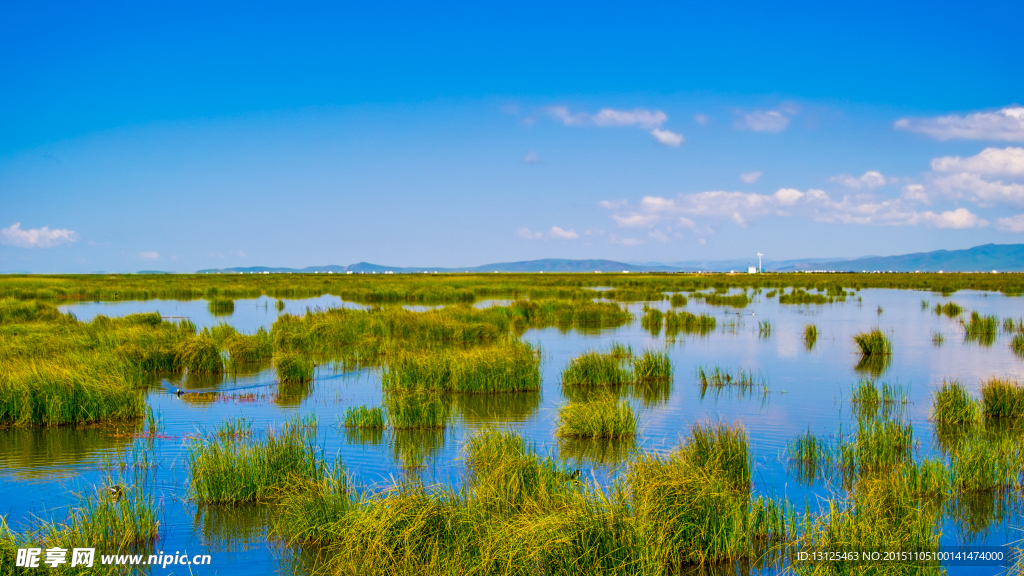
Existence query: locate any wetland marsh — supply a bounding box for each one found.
[2,272,1024,575]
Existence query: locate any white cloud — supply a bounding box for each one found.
[927,172,1024,205]
[740,171,762,184]
[916,208,987,229]
[600,188,988,230]
[894,106,1024,141]
[518,226,579,240]
[592,108,667,129]
[648,230,669,242]
[650,128,684,147]
[140,251,160,260]
[0,222,79,248]
[830,171,888,190]
[611,237,644,246]
[901,184,931,204]
[546,106,682,146]
[931,147,1024,176]
[598,199,627,210]
[996,214,1024,232]
[549,226,579,239]
[523,151,540,164]
[736,110,790,133]
[611,213,661,228]
[547,106,668,129]
[694,114,710,126]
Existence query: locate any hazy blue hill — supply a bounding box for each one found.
[773,244,1024,272]
[193,244,1024,275]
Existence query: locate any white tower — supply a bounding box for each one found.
[757,253,763,273]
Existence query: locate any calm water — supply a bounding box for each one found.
[3,290,1022,574]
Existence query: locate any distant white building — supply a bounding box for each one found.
[748,266,758,274]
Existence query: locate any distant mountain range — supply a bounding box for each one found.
[192,243,1024,275]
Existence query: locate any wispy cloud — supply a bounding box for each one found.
[139,251,160,260]
[830,170,888,190]
[740,171,762,184]
[930,147,1024,176]
[545,106,683,147]
[523,151,540,164]
[599,189,989,230]
[517,226,579,240]
[735,107,797,133]
[894,106,1024,141]
[651,128,684,147]
[0,222,79,248]
[693,114,710,126]
[996,214,1024,232]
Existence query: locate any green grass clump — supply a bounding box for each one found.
[384,393,452,429]
[962,311,998,345]
[695,366,767,397]
[383,341,540,393]
[934,301,962,317]
[778,288,838,305]
[640,305,664,335]
[757,320,772,337]
[950,434,1021,492]
[275,353,315,383]
[174,335,225,373]
[627,422,775,567]
[838,418,914,478]
[342,405,385,429]
[555,396,637,438]
[664,310,716,335]
[980,378,1024,419]
[789,430,826,482]
[631,350,672,384]
[932,381,981,425]
[853,328,891,356]
[561,348,633,387]
[465,427,576,509]
[225,328,274,366]
[702,292,749,307]
[188,415,325,503]
[669,293,687,307]
[208,298,235,315]
[1011,333,1024,358]
[803,324,818,349]
[849,380,907,419]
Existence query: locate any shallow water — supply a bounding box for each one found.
[3,289,1022,574]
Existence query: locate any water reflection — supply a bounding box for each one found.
[389,428,445,469]
[194,504,271,552]
[853,354,892,379]
[0,425,136,479]
[558,436,638,468]
[454,391,542,423]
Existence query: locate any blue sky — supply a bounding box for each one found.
[2,0,1024,272]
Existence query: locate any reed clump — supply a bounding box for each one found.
[383,341,540,393]
[342,406,385,429]
[640,305,664,335]
[849,380,908,420]
[208,298,235,315]
[555,396,637,438]
[561,348,634,388]
[174,335,225,374]
[980,378,1024,419]
[664,310,716,336]
[695,366,767,397]
[188,415,325,503]
[962,311,998,345]
[701,292,749,307]
[934,301,962,317]
[932,381,981,425]
[275,353,315,383]
[803,324,818,349]
[670,293,687,307]
[632,350,672,384]
[384,393,452,429]
[853,328,891,356]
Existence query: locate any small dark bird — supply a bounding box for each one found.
[107,485,123,500]
[175,388,183,397]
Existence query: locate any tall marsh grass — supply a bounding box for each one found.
[962,311,998,345]
[932,381,981,424]
[383,341,540,393]
[188,415,325,503]
[555,396,637,438]
[275,353,315,383]
[342,406,385,429]
[853,328,891,356]
[980,378,1024,419]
